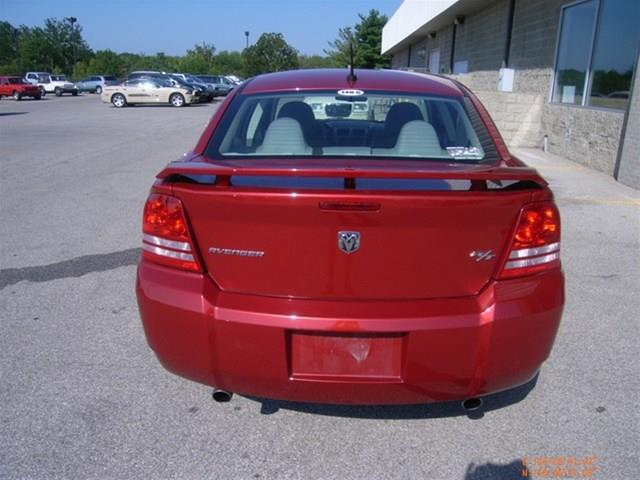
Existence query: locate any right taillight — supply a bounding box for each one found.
[498,202,561,279]
[141,193,201,272]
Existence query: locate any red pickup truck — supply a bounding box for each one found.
[0,76,42,100]
[136,69,564,408]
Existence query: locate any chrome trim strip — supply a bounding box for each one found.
[509,242,560,259]
[143,234,191,252]
[505,252,559,269]
[142,243,194,262]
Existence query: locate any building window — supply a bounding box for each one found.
[416,46,427,66]
[552,0,640,110]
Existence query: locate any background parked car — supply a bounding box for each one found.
[127,71,212,102]
[75,75,119,94]
[225,75,244,85]
[0,76,42,100]
[102,77,198,108]
[168,73,215,102]
[24,72,78,96]
[195,75,234,96]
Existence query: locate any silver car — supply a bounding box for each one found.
[75,75,119,94]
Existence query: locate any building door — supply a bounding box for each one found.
[428,49,441,74]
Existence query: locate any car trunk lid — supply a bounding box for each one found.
[161,157,544,300]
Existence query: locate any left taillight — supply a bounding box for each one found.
[498,202,561,279]
[141,193,201,272]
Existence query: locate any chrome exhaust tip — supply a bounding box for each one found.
[212,389,233,403]
[461,397,483,411]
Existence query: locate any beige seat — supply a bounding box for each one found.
[373,120,447,157]
[257,117,311,155]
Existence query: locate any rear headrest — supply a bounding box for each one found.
[385,103,424,132]
[278,101,315,125]
[257,117,311,155]
[392,120,446,157]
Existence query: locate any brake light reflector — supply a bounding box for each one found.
[499,203,561,278]
[141,194,201,272]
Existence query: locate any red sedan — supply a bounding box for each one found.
[0,76,42,100]
[136,69,564,407]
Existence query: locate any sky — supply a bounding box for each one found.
[1,0,403,56]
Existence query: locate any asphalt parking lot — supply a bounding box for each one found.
[1,94,638,480]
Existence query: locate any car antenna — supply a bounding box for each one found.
[347,43,357,83]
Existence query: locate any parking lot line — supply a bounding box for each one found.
[559,197,640,206]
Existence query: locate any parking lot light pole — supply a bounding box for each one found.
[244,31,249,49]
[66,17,77,74]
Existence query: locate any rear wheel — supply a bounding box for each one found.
[170,93,185,107]
[55,87,62,97]
[34,93,42,100]
[39,87,46,97]
[95,85,102,94]
[72,90,78,96]
[13,91,22,101]
[111,93,127,108]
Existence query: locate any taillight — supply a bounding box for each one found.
[498,202,561,279]
[141,193,201,272]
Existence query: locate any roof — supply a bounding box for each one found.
[241,69,463,96]
[382,0,493,55]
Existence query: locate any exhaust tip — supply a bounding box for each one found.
[212,389,233,403]
[461,397,483,411]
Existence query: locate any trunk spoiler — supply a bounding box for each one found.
[157,159,548,188]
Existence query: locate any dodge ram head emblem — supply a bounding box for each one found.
[338,231,360,254]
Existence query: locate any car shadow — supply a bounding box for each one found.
[245,374,538,420]
[0,112,29,116]
[465,459,527,479]
[0,247,140,289]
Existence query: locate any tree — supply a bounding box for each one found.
[178,42,216,73]
[298,54,335,70]
[211,50,243,75]
[354,10,391,69]
[16,26,55,72]
[41,18,92,72]
[326,10,391,69]
[73,49,123,78]
[324,26,355,67]
[242,33,299,76]
[0,21,19,68]
[6,18,92,75]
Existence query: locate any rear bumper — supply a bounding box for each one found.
[136,261,564,404]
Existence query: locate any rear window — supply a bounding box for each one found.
[206,90,495,163]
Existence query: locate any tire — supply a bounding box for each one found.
[169,93,185,107]
[13,91,22,101]
[72,90,78,96]
[39,87,46,97]
[95,86,102,95]
[34,93,42,100]
[55,87,62,97]
[111,93,127,108]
